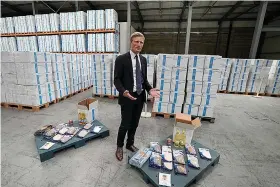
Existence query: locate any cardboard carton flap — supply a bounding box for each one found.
[175,113,192,124]
[191,117,201,129]
[78,98,97,110]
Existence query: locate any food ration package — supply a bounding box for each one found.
[149,152,162,169]
[185,143,196,155]
[84,123,93,130]
[150,142,161,153]
[34,125,53,136]
[162,162,173,171]
[59,127,69,135]
[78,129,89,138]
[159,173,171,187]
[54,123,67,131]
[129,148,152,168]
[174,163,188,175]
[60,135,73,143]
[173,150,185,165]
[40,142,55,150]
[67,127,76,135]
[162,146,172,153]
[187,154,200,169]
[162,152,172,162]
[53,134,63,141]
[198,148,212,160]
[92,126,102,133]
[44,128,57,138]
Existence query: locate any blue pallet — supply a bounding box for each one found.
[35,120,110,162]
[129,135,220,187]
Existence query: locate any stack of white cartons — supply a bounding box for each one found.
[4,17,15,33]
[111,54,119,96]
[16,36,38,51]
[61,34,86,52]
[68,54,82,93]
[76,11,86,30]
[100,54,112,95]
[227,59,243,92]
[25,15,36,33]
[13,16,27,33]
[266,60,280,94]
[91,54,103,95]
[38,35,60,52]
[235,59,251,92]
[1,52,55,106]
[49,13,60,31]
[1,18,8,33]
[80,54,91,89]
[1,37,17,51]
[105,33,119,52]
[87,10,96,30]
[51,53,71,99]
[247,59,273,93]
[96,10,105,29]
[60,12,77,31]
[35,14,51,32]
[96,33,105,52]
[88,34,96,52]
[218,58,232,91]
[184,55,222,118]
[142,54,156,87]
[105,9,118,29]
[153,54,188,114]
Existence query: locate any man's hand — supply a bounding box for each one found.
[149,88,160,98]
[123,90,137,100]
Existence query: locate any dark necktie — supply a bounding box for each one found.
[135,55,143,95]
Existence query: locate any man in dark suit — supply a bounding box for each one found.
[114,32,160,161]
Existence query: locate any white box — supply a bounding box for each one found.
[201,94,217,106]
[170,79,185,92]
[202,82,219,94]
[168,103,182,114]
[186,81,203,93]
[169,91,185,104]
[155,91,170,103]
[157,79,171,91]
[171,68,187,80]
[158,54,188,68]
[157,66,172,80]
[185,93,202,105]
[187,68,204,81]
[203,69,220,83]
[184,105,199,116]
[198,105,214,117]
[77,98,99,123]
[152,102,169,113]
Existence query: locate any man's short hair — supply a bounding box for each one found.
[130,32,145,42]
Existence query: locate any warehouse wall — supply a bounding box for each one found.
[142,27,254,58]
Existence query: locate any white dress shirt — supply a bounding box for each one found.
[130,50,142,92]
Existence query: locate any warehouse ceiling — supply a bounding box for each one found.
[1,1,280,28]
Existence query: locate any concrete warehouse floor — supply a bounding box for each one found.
[1,89,280,187]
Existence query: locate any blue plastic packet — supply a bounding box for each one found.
[187,154,200,169]
[162,162,173,171]
[173,150,185,165]
[149,152,162,169]
[150,142,162,153]
[198,148,212,160]
[185,143,196,155]
[174,163,188,175]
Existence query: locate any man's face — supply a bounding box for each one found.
[131,36,144,54]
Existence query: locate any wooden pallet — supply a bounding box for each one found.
[35,120,110,162]
[1,100,56,112]
[151,112,175,119]
[217,90,227,93]
[92,94,116,99]
[265,93,280,97]
[193,116,216,123]
[81,85,93,92]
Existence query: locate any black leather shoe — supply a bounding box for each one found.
[116,147,123,161]
[126,145,139,152]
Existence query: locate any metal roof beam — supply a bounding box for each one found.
[219,1,243,24]
[130,18,255,23]
[85,1,97,9]
[132,1,144,30]
[231,3,259,20]
[179,1,188,23]
[1,1,30,15]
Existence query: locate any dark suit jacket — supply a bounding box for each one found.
[114,52,152,105]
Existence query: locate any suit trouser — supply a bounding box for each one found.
[117,91,144,147]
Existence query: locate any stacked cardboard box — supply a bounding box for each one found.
[96,33,105,52]
[105,33,119,52]
[51,53,71,99]
[80,54,91,89]
[1,52,55,106]
[88,34,96,52]
[218,58,232,91]
[96,10,105,29]
[60,12,77,31]
[68,54,82,93]
[112,54,119,97]
[38,35,60,52]
[91,54,103,95]
[87,10,96,30]
[236,59,251,92]
[76,11,86,30]
[247,59,273,93]
[13,16,35,33]
[35,13,60,32]
[100,54,112,95]
[105,9,118,29]
[153,54,188,114]
[1,18,8,33]
[1,37,17,51]
[184,55,222,118]
[61,34,86,52]
[4,17,15,33]
[266,60,280,94]
[16,36,38,51]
